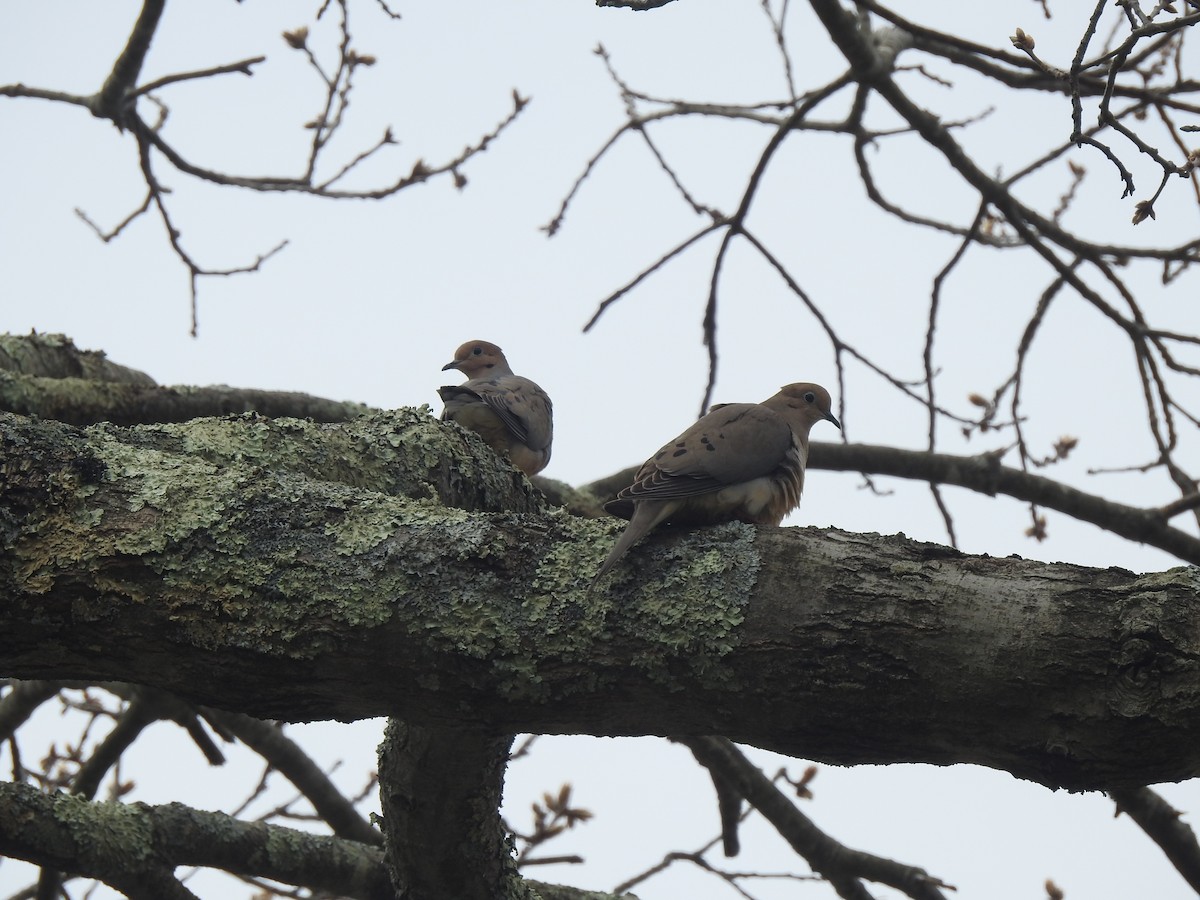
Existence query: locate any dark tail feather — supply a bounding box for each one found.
[589,501,675,592]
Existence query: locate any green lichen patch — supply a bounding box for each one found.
[146,407,544,515]
[15,505,105,594]
[54,792,153,864]
[150,473,523,656]
[386,512,760,701]
[327,494,450,556]
[94,437,228,555]
[614,522,758,680]
[889,561,927,578]
[530,509,618,603]
[6,406,756,706]
[175,413,278,465]
[0,331,155,384]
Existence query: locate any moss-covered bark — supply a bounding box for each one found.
[0,779,392,900]
[3,410,1200,790]
[0,332,370,425]
[378,722,532,900]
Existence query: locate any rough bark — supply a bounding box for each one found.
[0,332,158,385]
[0,780,393,900]
[378,721,527,899]
[2,410,1199,791]
[0,774,634,900]
[0,332,370,425]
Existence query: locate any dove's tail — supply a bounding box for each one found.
[590,500,678,592]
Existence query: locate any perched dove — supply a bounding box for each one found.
[594,382,839,584]
[438,340,553,477]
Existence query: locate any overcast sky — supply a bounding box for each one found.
[3,2,1199,898]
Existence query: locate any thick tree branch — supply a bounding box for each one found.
[0,370,371,426]
[35,689,163,900]
[0,780,391,900]
[378,721,522,899]
[819,442,1200,564]
[0,744,627,900]
[0,332,157,385]
[2,411,1200,790]
[0,333,372,424]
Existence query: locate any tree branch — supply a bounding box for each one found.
[204,710,382,847]
[0,332,156,385]
[679,737,952,900]
[132,56,265,98]
[0,369,371,426]
[3,411,1200,790]
[0,681,60,745]
[0,781,391,900]
[1109,786,1200,893]
[589,439,1200,566]
[378,721,519,899]
[93,0,166,124]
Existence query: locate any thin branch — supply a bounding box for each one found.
[587,436,1200,566]
[202,710,382,846]
[1155,492,1200,520]
[130,87,529,198]
[923,202,989,546]
[738,228,978,426]
[613,772,819,897]
[582,223,726,332]
[811,441,1200,565]
[74,191,154,243]
[132,56,265,97]
[0,682,60,746]
[1109,787,1200,893]
[678,737,952,900]
[0,84,93,108]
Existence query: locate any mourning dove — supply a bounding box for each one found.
[438,340,553,477]
[594,382,839,584]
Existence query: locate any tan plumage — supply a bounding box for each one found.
[438,340,553,477]
[594,382,839,585]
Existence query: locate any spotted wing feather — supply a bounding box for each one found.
[617,404,791,503]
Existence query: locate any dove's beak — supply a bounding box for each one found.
[825,411,841,429]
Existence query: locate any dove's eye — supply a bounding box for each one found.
[472,346,483,356]
[804,391,816,404]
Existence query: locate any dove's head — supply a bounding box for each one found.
[442,340,513,379]
[769,383,841,435]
